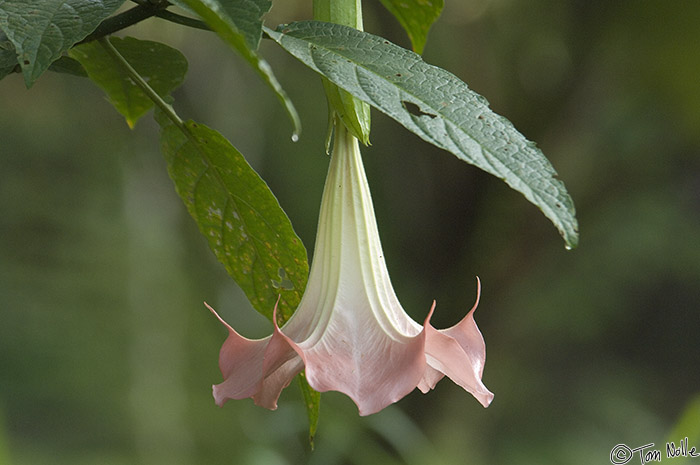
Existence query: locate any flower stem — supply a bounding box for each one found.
[97,37,184,129]
[313,0,370,144]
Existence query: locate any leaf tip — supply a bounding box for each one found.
[564,227,580,250]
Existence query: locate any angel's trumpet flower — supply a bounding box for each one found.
[208,127,493,415]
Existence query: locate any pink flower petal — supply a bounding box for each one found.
[421,282,494,407]
[277,300,427,416]
[207,303,302,410]
[251,315,305,409]
[417,364,444,394]
[439,281,488,379]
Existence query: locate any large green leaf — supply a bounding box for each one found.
[267,21,579,248]
[179,0,300,138]
[0,0,125,87]
[159,115,317,442]
[69,37,187,128]
[2,31,88,80]
[377,0,443,54]
[158,118,309,322]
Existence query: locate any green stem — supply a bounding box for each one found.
[80,1,209,45]
[313,0,370,144]
[97,37,184,129]
[80,4,164,44]
[155,10,211,31]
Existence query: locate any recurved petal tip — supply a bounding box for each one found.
[422,295,493,407]
[208,301,303,411]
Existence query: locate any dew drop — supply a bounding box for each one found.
[291,133,299,142]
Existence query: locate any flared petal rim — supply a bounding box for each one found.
[208,303,303,410]
[275,300,427,416]
[420,280,494,407]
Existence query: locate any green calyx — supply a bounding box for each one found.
[314,0,371,145]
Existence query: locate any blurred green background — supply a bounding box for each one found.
[2,0,699,464]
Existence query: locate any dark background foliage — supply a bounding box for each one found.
[1,0,699,463]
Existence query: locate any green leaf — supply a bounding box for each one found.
[69,37,187,128]
[157,113,318,445]
[0,0,125,87]
[215,0,271,51]
[0,30,17,79]
[298,373,320,449]
[169,0,271,50]
[179,0,301,138]
[377,0,443,54]
[267,21,579,248]
[158,118,309,323]
[48,56,87,77]
[2,32,88,80]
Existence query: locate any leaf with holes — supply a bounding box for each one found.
[378,0,443,54]
[267,21,579,248]
[70,37,187,128]
[158,117,309,322]
[0,0,125,87]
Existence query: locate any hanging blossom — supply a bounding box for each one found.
[207,126,493,415]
